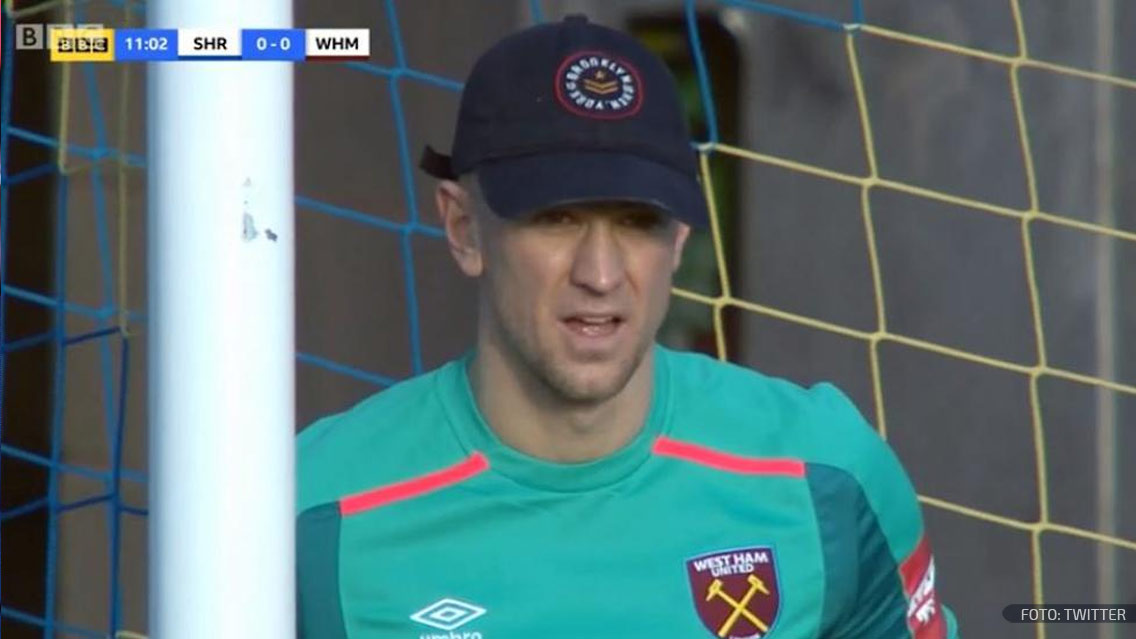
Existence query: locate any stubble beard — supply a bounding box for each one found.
[535,338,647,405]
[492,305,652,406]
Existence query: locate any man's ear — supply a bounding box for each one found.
[435,179,484,277]
[671,222,691,272]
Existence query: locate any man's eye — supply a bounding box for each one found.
[620,211,667,230]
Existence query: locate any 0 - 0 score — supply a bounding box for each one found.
[257,36,291,50]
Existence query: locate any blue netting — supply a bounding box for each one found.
[0,1,867,635]
[2,5,143,637]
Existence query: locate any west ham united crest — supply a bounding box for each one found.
[555,51,642,119]
[686,546,781,639]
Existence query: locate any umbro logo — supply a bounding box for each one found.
[411,598,486,638]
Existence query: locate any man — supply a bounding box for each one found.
[298,15,959,639]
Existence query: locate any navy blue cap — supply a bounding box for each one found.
[420,15,709,228]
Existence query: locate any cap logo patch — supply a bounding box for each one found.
[555,50,643,119]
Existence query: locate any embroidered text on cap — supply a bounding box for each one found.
[555,50,643,119]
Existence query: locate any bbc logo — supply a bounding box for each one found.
[16,23,106,50]
[56,36,110,53]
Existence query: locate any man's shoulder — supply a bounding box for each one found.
[664,347,923,546]
[663,347,888,473]
[296,360,467,512]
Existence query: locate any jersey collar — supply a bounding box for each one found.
[436,344,674,492]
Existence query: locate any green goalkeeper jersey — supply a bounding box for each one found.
[297,345,960,639]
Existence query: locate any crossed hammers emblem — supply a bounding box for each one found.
[705,574,771,637]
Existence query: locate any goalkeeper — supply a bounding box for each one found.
[298,14,959,639]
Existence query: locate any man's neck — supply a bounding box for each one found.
[468,340,655,463]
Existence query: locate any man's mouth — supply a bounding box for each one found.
[562,314,624,338]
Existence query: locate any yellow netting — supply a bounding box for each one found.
[7,0,1132,637]
[682,4,1135,638]
[7,0,138,341]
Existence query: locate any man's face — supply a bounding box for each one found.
[466,185,690,404]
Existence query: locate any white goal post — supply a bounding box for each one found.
[147,0,295,636]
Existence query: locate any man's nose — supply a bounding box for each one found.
[569,220,626,295]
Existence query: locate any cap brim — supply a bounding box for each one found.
[475,151,709,229]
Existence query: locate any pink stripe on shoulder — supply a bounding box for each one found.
[652,435,805,478]
[339,452,490,516]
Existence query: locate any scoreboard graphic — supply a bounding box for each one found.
[16,25,369,62]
